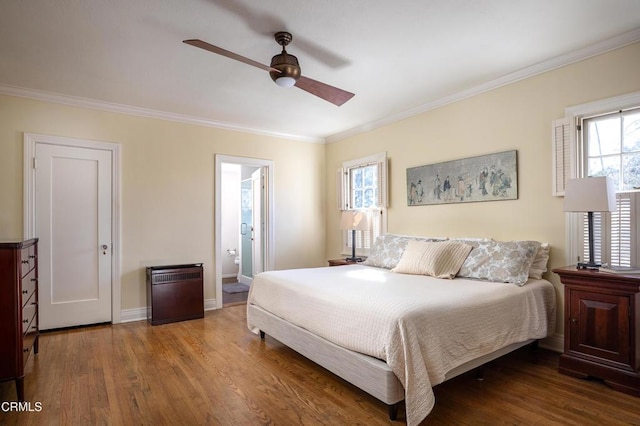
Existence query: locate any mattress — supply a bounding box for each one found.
[247,264,556,425]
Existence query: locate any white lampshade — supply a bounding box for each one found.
[340,210,370,231]
[564,176,616,213]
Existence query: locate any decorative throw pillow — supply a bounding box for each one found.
[457,240,541,286]
[528,243,550,280]
[363,233,445,269]
[391,240,473,279]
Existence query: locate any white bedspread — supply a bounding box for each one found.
[247,264,556,426]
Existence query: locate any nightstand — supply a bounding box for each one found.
[328,258,361,267]
[553,266,640,396]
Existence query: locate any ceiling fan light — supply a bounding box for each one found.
[270,52,300,88]
[274,76,297,88]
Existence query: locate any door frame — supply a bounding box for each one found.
[23,133,122,323]
[214,154,274,309]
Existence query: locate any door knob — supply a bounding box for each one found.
[101,244,108,255]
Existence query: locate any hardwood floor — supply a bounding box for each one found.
[1,305,638,425]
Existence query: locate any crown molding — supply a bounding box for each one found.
[0,84,325,144]
[326,27,640,143]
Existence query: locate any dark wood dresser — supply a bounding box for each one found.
[0,238,39,401]
[146,263,204,325]
[553,265,640,396]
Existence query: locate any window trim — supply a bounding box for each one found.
[556,91,640,266]
[339,152,388,257]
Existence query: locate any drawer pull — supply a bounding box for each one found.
[31,302,37,305]
[31,278,37,282]
[31,326,37,329]
[23,348,29,353]
[29,255,36,259]
[22,290,28,294]
[23,319,29,323]
[21,260,29,264]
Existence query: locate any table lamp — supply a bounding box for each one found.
[340,210,370,262]
[563,176,616,269]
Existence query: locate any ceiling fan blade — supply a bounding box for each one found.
[295,76,355,106]
[183,39,279,73]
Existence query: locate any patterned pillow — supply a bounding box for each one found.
[457,240,541,286]
[391,241,473,279]
[363,233,445,269]
[528,243,550,280]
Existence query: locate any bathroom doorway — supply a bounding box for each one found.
[214,155,274,309]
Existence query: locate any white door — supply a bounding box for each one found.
[35,143,112,329]
[251,168,264,275]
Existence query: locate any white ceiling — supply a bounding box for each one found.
[1,0,639,142]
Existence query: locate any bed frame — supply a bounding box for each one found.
[248,304,536,420]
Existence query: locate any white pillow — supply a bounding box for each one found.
[528,243,550,279]
[363,233,446,269]
[391,241,473,279]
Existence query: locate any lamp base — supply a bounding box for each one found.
[577,261,601,270]
[345,257,363,262]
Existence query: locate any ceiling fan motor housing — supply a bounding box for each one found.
[269,52,301,87]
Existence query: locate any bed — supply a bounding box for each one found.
[246,236,556,425]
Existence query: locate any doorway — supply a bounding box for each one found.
[23,133,122,328]
[214,155,274,309]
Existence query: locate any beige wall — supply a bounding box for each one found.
[1,41,638,331]
[326,41,640,339]
[0,96,327,310]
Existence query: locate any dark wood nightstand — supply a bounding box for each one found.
[328,258,361,267]
[553,265,640,396]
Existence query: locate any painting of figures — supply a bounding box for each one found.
[406,150,518,206]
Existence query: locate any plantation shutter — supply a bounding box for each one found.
[582,212,603,265]
[552,118,573,196]
[336,168,346,210]
[611,194,632,266]
[582,193,639,267]
[377,157,388,207]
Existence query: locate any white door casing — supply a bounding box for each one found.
[251,168,264,276]
[214,155,273,309]
[24,133,121,327]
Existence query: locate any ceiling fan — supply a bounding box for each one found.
[183,32,355,106]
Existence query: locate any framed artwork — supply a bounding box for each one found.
[406,150,518,206]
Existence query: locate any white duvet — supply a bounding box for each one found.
[247,264,556,426]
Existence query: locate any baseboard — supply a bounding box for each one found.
[539,333,564,353]
[204,298,218,311]
[119,306,147,323]
[118,298,218,323]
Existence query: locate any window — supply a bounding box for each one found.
[338,152,388,256]
[553,92,640,268]
[585,109,640,191]
[581,108,640,267]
